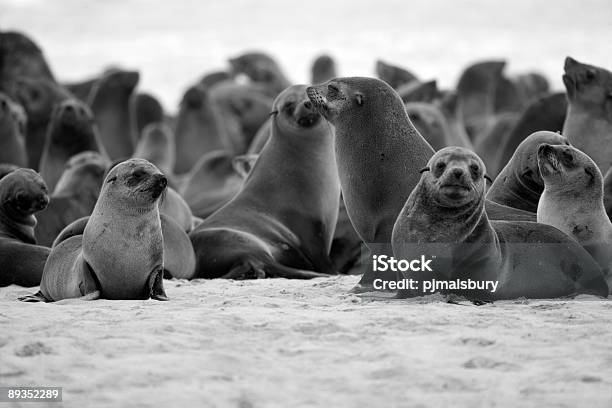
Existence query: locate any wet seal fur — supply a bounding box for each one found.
[189,85,340,279]
[537,143,612,293]
[20,159,169,301]
[0,169,50,287]
[392,147,608,300]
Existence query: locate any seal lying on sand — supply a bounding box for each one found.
[0,169,50,287]
[189,85,340,279]
[392,147,608,300]
[20,159,169,301]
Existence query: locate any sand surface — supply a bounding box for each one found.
[1,276,611,407]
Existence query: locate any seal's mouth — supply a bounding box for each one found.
[439,184,470,200]
[12,192,49,214]
[296,112,321,128]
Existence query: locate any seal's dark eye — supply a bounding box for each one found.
[284,102,295,115]
[436,162,446,172]
[470,164,480,174]
[132,169,147,180]
[562,152,574,164]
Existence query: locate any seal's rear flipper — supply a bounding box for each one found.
[148,268,169,301]
[18,291,49,302]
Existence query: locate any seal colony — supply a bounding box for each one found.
[0,29,610,301]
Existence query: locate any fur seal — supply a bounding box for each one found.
[88,68,140,160]
[0,92,28,167]
[0,168,50,287]
[307,77,538,288]
[497,92,567,170]
[0,31,55,94]
[487,131,569,212]
[159,187,194,233]
[604,168,612,220]
[375,60,417,90]
[405,102,469,150]
[131,92,164,139]
[229,52,291,97]
[35,151,108,247]
[180,150,244,219]
[20,159,169,301]
[562,57,612,174]
[397,80,442,104]
[456,60,505,140]
[200,71,232,88]
[537,143,612,292]
[39,99,106,191]
[133,123,175,175]
[189,85,340,279]
[210,81,274,155]
[13,77,72,170]
[174,84,228,174]
[473,112,520,177]
[311,54,337,85]
[392,146,608,300]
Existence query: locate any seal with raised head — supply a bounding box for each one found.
[0,31,55,93]
[20,159,169,301]
[229,52,291,97]
[0,169,50,287]
[174,84,228,174]
[562,57,612,174]
[189,85,340,279]
[487,131,569,212]
[39,99,106,191]
[0,92,28,167]
[35,151,108,247]
[537,143,612,292]
[88,68,140,160]
[391,146,608,300]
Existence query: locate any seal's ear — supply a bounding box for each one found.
[584,167,596,185]
[355,93,364,107]
[419,167,430,174]
[484,174,493,183]
[269,110,278,117]
[232,154,259,179]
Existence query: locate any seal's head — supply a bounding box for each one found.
[211,82,273,131]
[421,147,487,208]
[307,77,401,125]
[0,168,49,222]
[510,131,570,192]
[563,57,612,110]
[311,54,337,84]
[229,52,283,84]
[375,60,417,89]
[90,68,139,105]
[53,151,109,197]
[271,85,327,135]
[537,143,600,195]
[48,99,95,144]
[102,159,167,210]
[13,76,69,122]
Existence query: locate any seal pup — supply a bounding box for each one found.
[13,76,72,170]
[0,92,28,167]
[487,131,569,212]
[189,85,340,279]
[133,123,175,175]
[562,57,612,174]
[39,99,106,191]
[174,83,228,174]
[537,143,612,291]
[20,159,169,301]
[88,68,140,160]
[311,54,337,85]
[0,169,50,287]
[229,52,291,97]
[392,147,608,300]
[35,151,108,247]
[375,60,417,90]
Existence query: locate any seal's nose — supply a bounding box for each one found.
[303,100,313,110]
[538,143,552,155]
[451,168,465,180]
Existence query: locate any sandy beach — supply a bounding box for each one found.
[1,276,611,407]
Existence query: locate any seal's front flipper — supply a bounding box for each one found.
[148,268,169,301]
[18,291,49,303]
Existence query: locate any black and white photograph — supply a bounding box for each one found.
[1,0,611,406]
